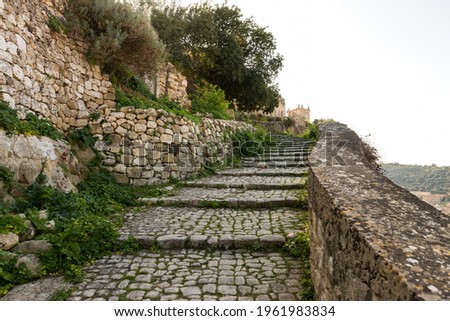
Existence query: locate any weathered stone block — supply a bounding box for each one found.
[127,167,142,179]
[0,232,19,250]
[157,235,187,249]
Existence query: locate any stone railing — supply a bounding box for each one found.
[308,122,450,300]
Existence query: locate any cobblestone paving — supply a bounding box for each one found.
[67,250,303,301]
[121,207,304,240]
[184,175,306,189]
[2,135,311,301]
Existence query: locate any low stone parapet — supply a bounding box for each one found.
[308,122,450,300]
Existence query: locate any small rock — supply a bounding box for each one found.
[16,254,42,277]
[38,210,48,220]
[14,240,52,254]
[19,220,36,242]
[0,232,19,250]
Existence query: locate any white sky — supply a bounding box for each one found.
[177,0,450,166]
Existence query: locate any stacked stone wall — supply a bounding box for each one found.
[91,106,253,185]
[0,0,115,131]
[308,122,450,300]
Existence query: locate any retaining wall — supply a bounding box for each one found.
[0,0,115,131]
[92,105,254,185]
[308,122,450,300]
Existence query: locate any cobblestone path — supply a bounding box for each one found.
[2,135,312,301]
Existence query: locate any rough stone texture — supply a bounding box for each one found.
[2,250,303,301]
[13,240,52,254]
[0,0,115,131]
[0,276,71,301]
[308,122,450,300]
[121,207,302,248]
[142,187,300,208]
[0,130,82,193]
[1,134,310,301]
[16,254,41,277]
[93,105,254,185]
[0,232,19,250]
[150,62,190,108]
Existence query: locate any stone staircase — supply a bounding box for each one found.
[3,134,313,301]
[120,134,310,250]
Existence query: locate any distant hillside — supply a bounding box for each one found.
[382,163,450,195]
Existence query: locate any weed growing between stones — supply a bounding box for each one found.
[200,200,229,209]
[47,15,66,33]
[230,127,271,159]
[283,207,314,300]
[0,165,15,194]
[50,288,73,301]
[0,100,63,140]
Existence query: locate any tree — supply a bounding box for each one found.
[151,3,283,112]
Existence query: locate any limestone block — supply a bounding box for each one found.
[127,167,142,179]
[160,134,173,144]
[0,232,19,250]
[15,254,41,277]
[14,240,52,254]
[134,123,147,133]
[115,126,128,136]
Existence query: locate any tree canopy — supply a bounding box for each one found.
[151,3,283,112]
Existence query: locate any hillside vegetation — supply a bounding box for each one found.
[382,163,450,195]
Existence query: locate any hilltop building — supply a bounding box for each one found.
[288,105,310,123]
[270,97,286,118]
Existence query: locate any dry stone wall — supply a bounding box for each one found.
[0,0,115,131]
[90,105,254,185]
[308,122,450,300]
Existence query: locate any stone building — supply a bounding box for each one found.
[288,105,310,124]
[270,97,286,118]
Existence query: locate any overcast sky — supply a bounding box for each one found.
[178,0,450,166]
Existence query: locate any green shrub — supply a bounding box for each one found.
[0,214,27,234]
[300,121,319,141]
[42,214,119,273]
[114,85,201,123]
[0,251,32,296]
[67,126,98,151]
[0,100,62,140]
[191,84,232,120]
[24,113,63,140]
[283,207,314,300]
[47,15,66,33]
[231,127,270,158]
[0,165,15,193]
[63,0,165,76]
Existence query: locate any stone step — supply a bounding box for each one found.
[141,188,301,208]
[263,150,310,155]
[120,206,304,250]
[218,167,308,177]
[241,156,309,162]
[266,143,311,147]
[184,175,306,189]
[239,161,309,168]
